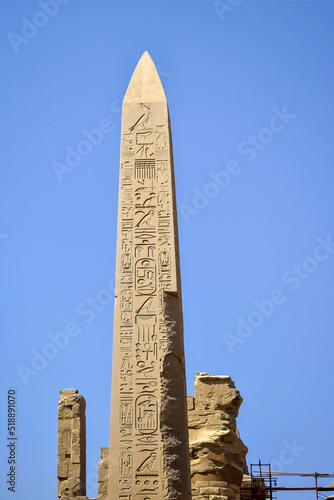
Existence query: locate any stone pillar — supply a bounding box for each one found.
[188,373,248,500]
[98,447,109,500]
[57,389,87,499]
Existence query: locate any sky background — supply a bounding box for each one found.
[1,1,333,499]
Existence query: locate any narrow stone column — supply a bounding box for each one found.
[57,389,86,499]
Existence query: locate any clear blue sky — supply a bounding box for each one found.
[1,1,333,499]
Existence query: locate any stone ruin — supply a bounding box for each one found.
[57,389,86,499]
[57,53,248,500]
[188,373,248,500]
[57,373,248,500]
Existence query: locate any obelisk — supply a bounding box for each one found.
[107,52,191,500]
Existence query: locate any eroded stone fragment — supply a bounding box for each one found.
[98,447,109,500]
[188,374,248,500]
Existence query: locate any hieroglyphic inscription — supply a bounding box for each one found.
[115,104,173,500]
[135,259,156,295]
[135,395,157,433]
[135,160,155,179]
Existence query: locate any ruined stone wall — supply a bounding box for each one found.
[57,389,87,500]
[188,373,248,500]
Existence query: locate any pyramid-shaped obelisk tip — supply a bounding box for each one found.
[123,51,167,104]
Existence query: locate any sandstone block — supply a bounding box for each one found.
[57,463,68,479]
[210,482,229,487]
[99,461,109,469]
[58,479,70,496]
[71,417,81,431]
[60,389,78,396]
[200,487,221,495]
[72,403,84,417]
[209,496,230,500]
[194,373,242,412]
[188,395,195,410]
[100,447,109,460]
[68,463,81,478]
[58,419,72,433]
[219,487,236,497]
[98,466,109,483]
[98,481,108,499]
[58,405,73,419]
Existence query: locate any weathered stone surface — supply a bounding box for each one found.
[100,447,109,460]
[189,374,248,500]
[57,463,68,479]
[188,395,195,410]
[209,496,230,500]
[98,468,108,483]
[209,482,229,488]
[217,487,236,497]
[107,51,191,500]
[57,389,86,499]
[192,497,230,500]
[60,389,79,396]
[98,447,109,500]
[194,374,243,413]
[200,487,222,495]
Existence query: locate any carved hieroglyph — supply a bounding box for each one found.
[107,52,191,500]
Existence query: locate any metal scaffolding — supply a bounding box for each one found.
[240,461,334,500]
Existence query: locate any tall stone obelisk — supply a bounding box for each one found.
[107,52,191,500]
